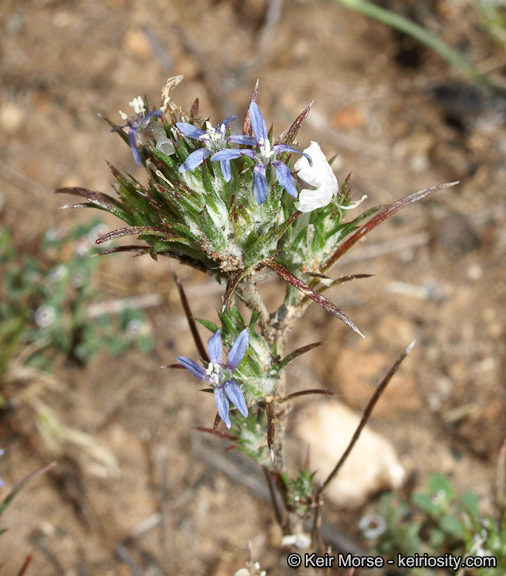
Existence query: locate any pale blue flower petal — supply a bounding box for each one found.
[214,386,231,428]
[224,379,248,418]
[237,149,257,161]
[274,145,313,167]
[176,122,206,139]
[220,159,232,182]
[179,148,212,173]
[210,149,243,162]
[225,328,249,371]
[253,166,269,205]
[177,356,209,381]
[207,330,223,365]
[249,102,267,142]
[128,130,141,164]
[273,161,298,198]
[145,110,163,123]
[227,134,257,146]
[216,116,237,131]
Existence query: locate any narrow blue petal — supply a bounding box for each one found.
[146,110,163,120]
[224,379,248,418]
[226,329,249,371]
[129,130,141,164]
[227,135,258,146]
[210,149,243,162]
[214,386,231,428]
[177,356,208,381]
[207,330,222,365]
[176,122,206,139]
[178,148,211,173]
[273,145,313,167]
[220,159,232,182]
[238,149,258,161]
[273,161,298,198]
[216,116,237,131]
[249,102,268,142]
[253,166,269,205]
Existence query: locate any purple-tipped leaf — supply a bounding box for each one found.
[266,260,364,338]
[323,182,459,273]
[279,389,336,404]
[243,80,259,136]
[53,187,133,222]
[170,267,209,362]
[281,101,313,147]
[95,224,174,244]
[278,342,324,372]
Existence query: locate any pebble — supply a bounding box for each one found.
[0,102,26,134]
[296,401,405,508]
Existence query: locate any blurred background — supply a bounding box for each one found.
[0,0,505,574]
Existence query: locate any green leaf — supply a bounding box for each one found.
[195,318,220,334]
[428,473,454,500]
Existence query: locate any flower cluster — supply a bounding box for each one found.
[209,102,312,205]
[118,89,343,213]
[177,115,246,182]
[177,329,249,428]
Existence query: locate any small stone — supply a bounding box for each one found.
[296,401,405,508]
[0,102,26,134]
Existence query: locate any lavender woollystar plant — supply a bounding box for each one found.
[211,102,313,205]
[177,117,254,182]
[119,96,162,164]
[177,329,249,429]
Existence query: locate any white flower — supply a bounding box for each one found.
[294,141,338,213]
[35,305,56,328]
[358,513,387,540]
[281,532,312,549]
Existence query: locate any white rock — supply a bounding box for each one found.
[296,401,405,508]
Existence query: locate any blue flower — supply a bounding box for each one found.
[177,116,255,182]
[177,329,249,428]
[119,96,162,164]
[211,102,312,205]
